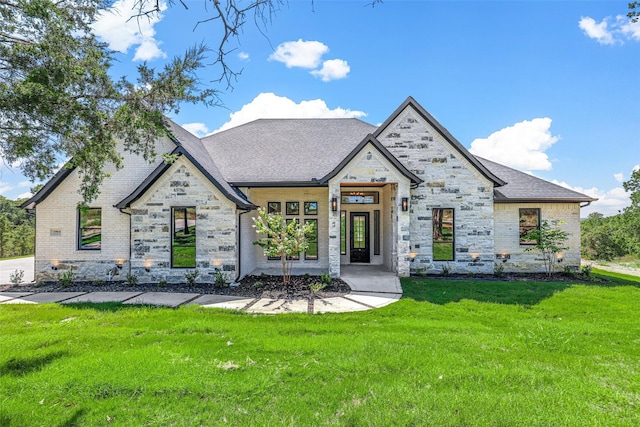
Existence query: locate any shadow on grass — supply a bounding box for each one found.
[64,302,166,312]
[401,270,640,306]
[0,351,68,377]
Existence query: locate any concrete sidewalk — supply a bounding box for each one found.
[0,290,400,313]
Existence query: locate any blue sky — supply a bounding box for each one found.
[1,0,639,217]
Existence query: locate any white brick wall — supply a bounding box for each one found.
[34,137,175,281]
[494,202,582,272]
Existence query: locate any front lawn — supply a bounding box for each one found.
[1,271,639,425]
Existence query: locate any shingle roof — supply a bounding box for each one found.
[476,156,596,202]
[201,118,377,183]
[117,119,254,209]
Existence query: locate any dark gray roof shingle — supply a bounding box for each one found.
[201,118,377,183]
[476,156,596,202]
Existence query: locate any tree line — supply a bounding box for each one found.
[0,196,35,259]
[581,169,640,261]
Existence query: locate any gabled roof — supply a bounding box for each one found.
[201,118,377,184]
[20,165,74,209]
[116,119,254,210]
[319,134,423,185]
[373,96,507,187]
[476,156,597,203]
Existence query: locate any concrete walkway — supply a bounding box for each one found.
[0,264,402,313]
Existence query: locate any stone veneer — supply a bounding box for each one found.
[377,106,496,274]
[129,157,238,283]
[328,142,411,277]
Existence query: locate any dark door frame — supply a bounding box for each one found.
[350,212,370,263]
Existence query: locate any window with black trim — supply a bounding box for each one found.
[78,208,102,250]
[305,219,318,260]
[340,210,346,255]
[172,207,196,268]
[304,201,318,215]
[285,218,300,260]
[433,208,454,261]
[268,202,281,214]
[519,208,540,245]
[286,201,299,215]
[374,210,380,256]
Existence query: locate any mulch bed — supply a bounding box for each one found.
[2,275,352,300]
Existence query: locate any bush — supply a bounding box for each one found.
[57,270,75,287]
[320,273,332,285]
[185,270,199,286]
[580,264,593,278]
[9,269,24,285]
[126,273,138,286]
[494,262,505,278]
[214,270,227,287]
[158,279,168,287]
[309,282,327,295]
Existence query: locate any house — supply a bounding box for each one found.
[22,97,596,283]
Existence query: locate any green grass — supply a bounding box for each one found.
[1,272,640,426]
[0,254,33,261]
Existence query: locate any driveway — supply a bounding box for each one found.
[0,257,34,285]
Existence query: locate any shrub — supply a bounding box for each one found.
[9,269,24,285]
[185,270,200,286]
[441,264,450,276]
[581,264,593,278]
[214,270,227,287]
[126,273,138,286]
[158,279,168,287]
[494,262,505,278]
[309,282,327,295]
[254,280,263,288]
[92,279,105,287]
[57,270,75,287]
[320,273,332,285]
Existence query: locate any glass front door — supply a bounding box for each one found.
[350,212,370,263]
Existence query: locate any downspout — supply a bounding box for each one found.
[236,208,253,282]
[117,207,132,276]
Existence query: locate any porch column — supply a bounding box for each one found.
[327,179,341,278]
[397,181,411,277]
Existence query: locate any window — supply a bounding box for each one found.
[340,210,347,255]
[340,191,379,204]
[519,208,540,245]
[285,218,300,260]
[304,201,318,215]
[305,219,318,260]
[78,208,101,250]
[286,201,299,215]
[433,208,454,261]
[172,207,196,268]
[374,210,380,256]
[267,202,281,214]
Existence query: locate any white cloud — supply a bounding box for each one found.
[269,39,329,69]
[614,172,624,183]
[310,59,350,82]
[0,181,13,195]
[469,118,559,171]
[16,192,32,200]
[238,51,250,60]
[552,180,631,217]
[213,92,367,133]
[92,0,167,61]
[181,122,210,137]
[579,15,640,44]
[579,16,615,45]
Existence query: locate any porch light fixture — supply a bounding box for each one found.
[51,259,59,270]
[556,252,564,263]
[471,253,480,263]
[331,197,338,212]
[401,197,409,212]
[409,252,417,262]
[115,259,125,269]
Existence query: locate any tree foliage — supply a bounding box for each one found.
[523,220,570,276]
[0,196,35,258]
[0,0,219,202]
[252,208,315,286]
[630,1,640,22]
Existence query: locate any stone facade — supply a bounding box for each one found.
[129,157,238,283]
[376,106,496,274]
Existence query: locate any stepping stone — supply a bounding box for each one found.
[62,292,143,304]
[123,292,200,307]
[345,292,401,308]
[3,292,87,304]
[0,292,33,303]
[187,294,254,308]
[313,296,370,314]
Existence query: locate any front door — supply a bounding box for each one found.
[350,212,370,263]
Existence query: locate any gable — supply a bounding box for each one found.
[374,97,505,187]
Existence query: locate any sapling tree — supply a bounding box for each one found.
[252,208,315,286]
[522,220,570,276]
